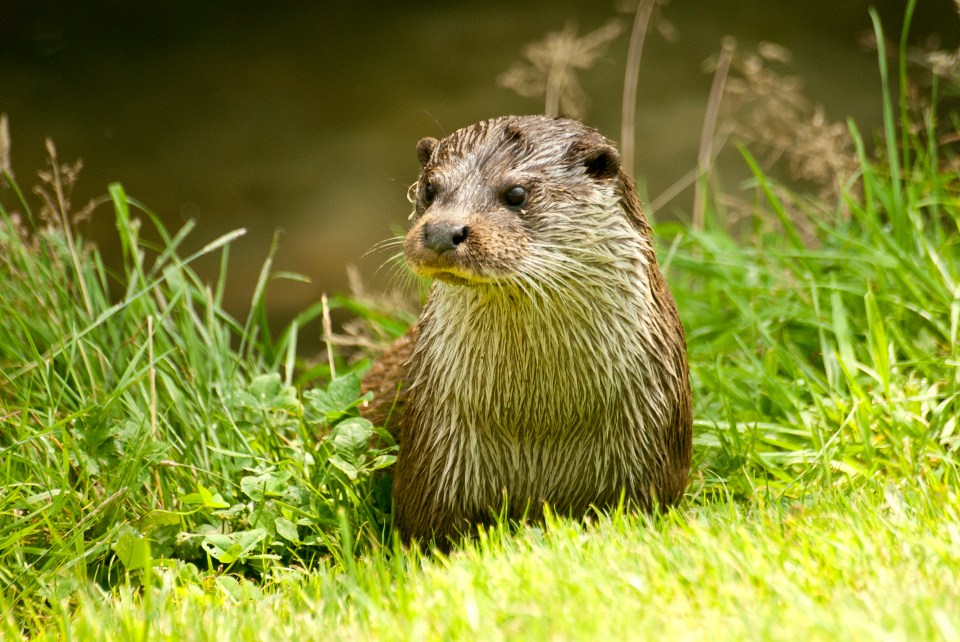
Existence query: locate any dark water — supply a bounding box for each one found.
[1,1,956,329]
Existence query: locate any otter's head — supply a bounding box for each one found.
[404,115,634,288]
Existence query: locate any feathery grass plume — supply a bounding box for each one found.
[925,48,960,84]
[719,43,859,216]
[497,20,622,118]
[922,0,960,87]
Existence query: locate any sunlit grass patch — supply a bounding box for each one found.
[19,486,960,641]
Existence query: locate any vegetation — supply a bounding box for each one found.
[0,136,399,628]
[2,3,959,640]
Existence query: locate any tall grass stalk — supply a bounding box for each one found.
[620,0,656,179]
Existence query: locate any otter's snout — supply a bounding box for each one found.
[423,221,469,255]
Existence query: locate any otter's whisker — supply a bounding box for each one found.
[363,235,406,259]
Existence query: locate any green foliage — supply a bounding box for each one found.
[669,10,960,500]
[0,174,396,621]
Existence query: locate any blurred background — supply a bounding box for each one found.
[1,0,956,336]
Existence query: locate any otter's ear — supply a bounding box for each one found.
[582,142,621,180]
[568,138,622,180]
[416,137,438,168]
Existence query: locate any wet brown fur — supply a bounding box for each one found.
[362,115,692,548]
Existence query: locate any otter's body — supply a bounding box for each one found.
[362,115,692,545]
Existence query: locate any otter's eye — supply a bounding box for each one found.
[422,181,437,206]
[502,185,527,209]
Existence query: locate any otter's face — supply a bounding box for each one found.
[403,115,623,287]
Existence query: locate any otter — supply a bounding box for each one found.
[362,115,692,547]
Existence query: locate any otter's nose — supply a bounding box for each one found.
[423,221,469,255]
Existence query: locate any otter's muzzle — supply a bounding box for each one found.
[422,221,470,255]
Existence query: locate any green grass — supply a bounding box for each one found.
[0,167,398,624]
[3,8,960,640]
[21,487,960,641]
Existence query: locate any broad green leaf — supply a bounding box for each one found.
[216,575,244,602]
[141,509,183,527]
[331,417,373,456]
[328,455,359,480]
[177,562,200,585]
[240,470,292,501]
[181,484,230,509]
[201,529,267,564]
[113,525,151,571]
[304,371,371,424]
[276,517,299,543]
[327,371,362,408]
[371,454,397,470]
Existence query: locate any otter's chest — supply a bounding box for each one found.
[408,293,659,513]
